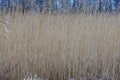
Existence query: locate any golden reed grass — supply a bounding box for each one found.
[0,13,120,80]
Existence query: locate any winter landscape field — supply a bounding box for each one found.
[0,13,120,80]
[0,0,120,80]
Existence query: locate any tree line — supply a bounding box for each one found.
[0,0,120,14]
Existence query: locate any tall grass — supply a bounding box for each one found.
[0,13,120,80]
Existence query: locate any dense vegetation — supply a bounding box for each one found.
[0,14,120,80]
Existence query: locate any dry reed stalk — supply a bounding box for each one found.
[0,13,120,80]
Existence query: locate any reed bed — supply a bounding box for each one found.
[0,13,120,80]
